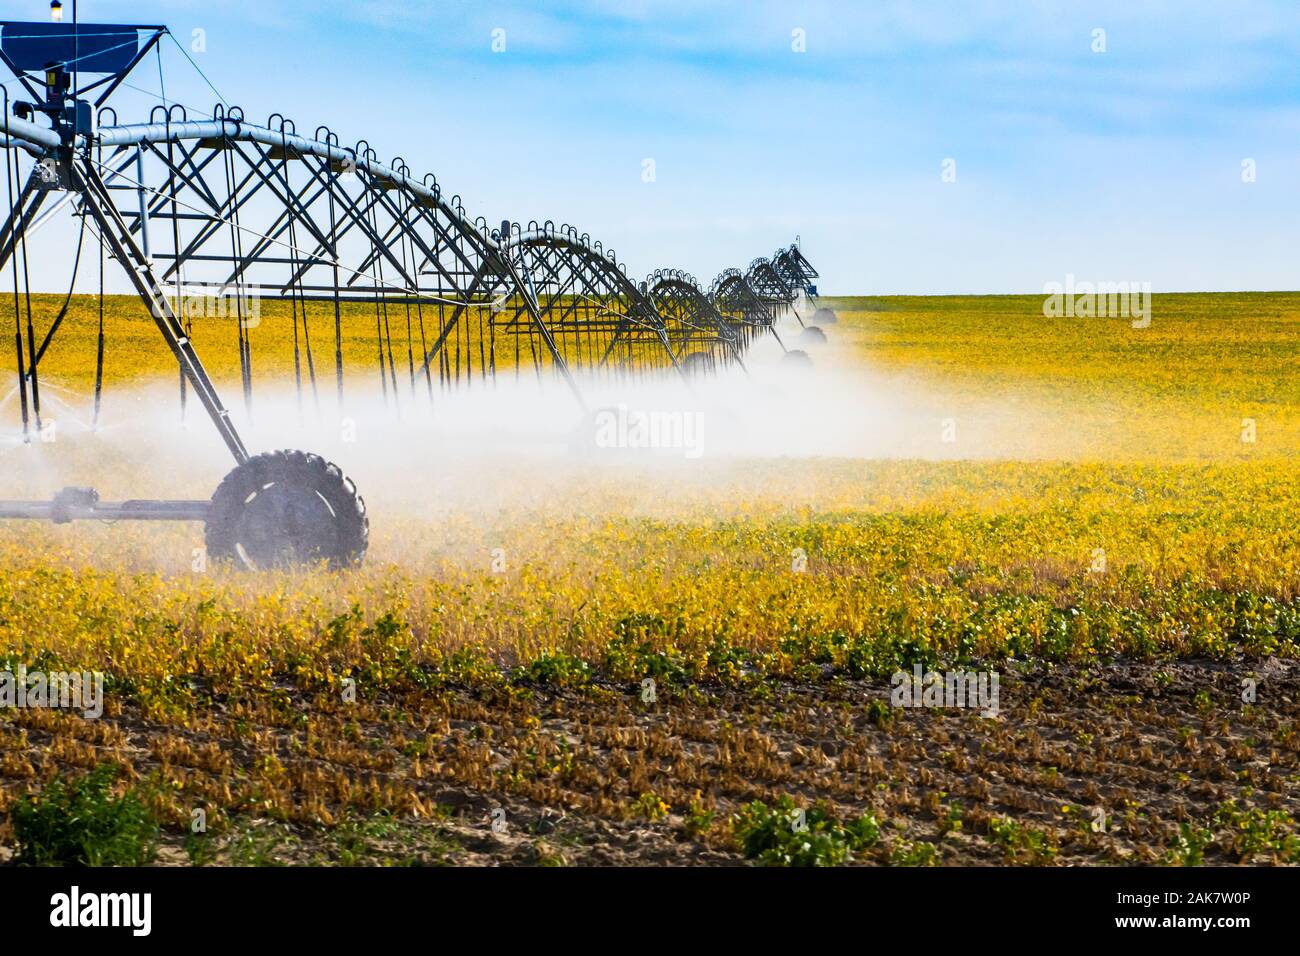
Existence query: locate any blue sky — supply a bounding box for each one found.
[10,0,1300,293]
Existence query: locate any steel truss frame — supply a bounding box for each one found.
[1,97,821,469]
[645,268,745,375]
[500,223,682,385]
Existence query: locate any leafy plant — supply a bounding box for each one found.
[733,797,878,866]
[12,764,158,867]
[634,791,670,822]
[987,816,1058,865]
[512,651,592,688]
[1164,823,1214,866]
[889,839,940,866]
[684,792,716,837]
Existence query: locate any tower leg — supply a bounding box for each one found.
[72,159,249,465]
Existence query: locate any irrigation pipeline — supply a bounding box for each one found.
[0,23,829,467]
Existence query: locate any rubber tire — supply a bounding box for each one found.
[782,349,815,370]
[569,406,634,458]
[568,408,606,458]
[798,325,827,346]
[205,450,369,570]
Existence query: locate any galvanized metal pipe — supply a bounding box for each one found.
[91,120,491,250]
[0,498,210,522]
[0,110,62,150]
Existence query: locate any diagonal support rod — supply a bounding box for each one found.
[74,159,249,465]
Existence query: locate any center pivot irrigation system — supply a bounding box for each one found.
[0,16,836,569]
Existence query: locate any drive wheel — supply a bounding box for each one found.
[782,349,815,370]
[205,450,368,570]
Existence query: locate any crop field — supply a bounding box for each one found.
[1,292,1298,866]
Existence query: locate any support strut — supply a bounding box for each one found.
[0,487,208,523]
[72,159,250,465]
